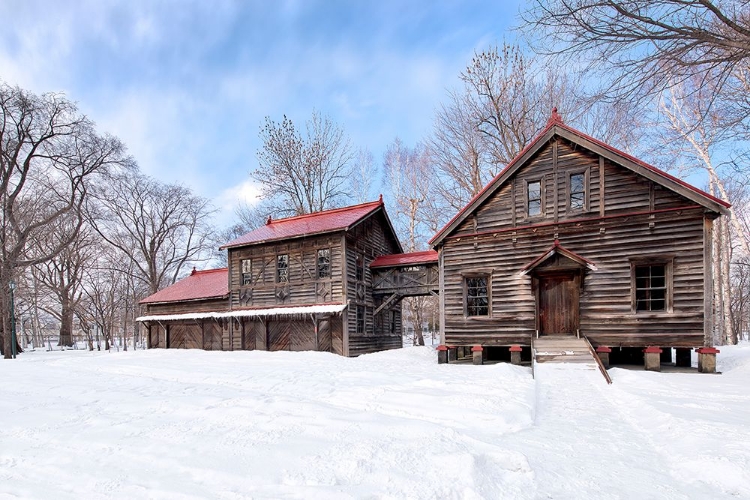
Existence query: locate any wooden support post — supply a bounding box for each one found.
[472,345,483,365]
[697,347,720,373]
[437,345,448,364]
[510,344,522,365]
[660,348,673,364]
[675,348,692,368]
[643,346,662,371]
[596,346,611,369]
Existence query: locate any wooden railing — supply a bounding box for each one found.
[584,335,612,385]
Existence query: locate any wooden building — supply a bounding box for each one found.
[139,198,405,356]
[430,110,730,357]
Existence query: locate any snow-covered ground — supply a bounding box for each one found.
[1,345,749,499]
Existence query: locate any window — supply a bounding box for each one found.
[356,305,365,334]
[276,254,288,283]
[355,255,364,281]
[390,310,397,335]
[569,172,586,211]
[317,248,331,279]
[241,259,252,286]
[634,264,667,312]
[527,180,542,217]
[465,276,489,316]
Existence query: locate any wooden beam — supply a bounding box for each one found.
[599,156,606,217]
[704,215,714,346]
[553,140,559,223]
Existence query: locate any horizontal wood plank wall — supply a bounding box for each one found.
[345,212,403,356]
[228,234,343,309]
[441,138,709,348]
[145,297,227,315]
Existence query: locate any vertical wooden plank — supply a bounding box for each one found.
[439,246,446,345]
[552,140,559,223]
[704,215,714,346]
[599,156,605,217]
[511,178,516,227]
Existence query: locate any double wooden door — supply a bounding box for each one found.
[538,273,580,335]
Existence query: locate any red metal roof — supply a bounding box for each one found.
[140,268,228,304]
[429,108,731,246]
[221,199,385,249]
[370,250,438,268]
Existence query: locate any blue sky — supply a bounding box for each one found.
[0,0,523,224]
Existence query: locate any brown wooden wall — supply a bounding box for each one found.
[440,138,712,349]
[344,212,403,356]
[227,234,343,309]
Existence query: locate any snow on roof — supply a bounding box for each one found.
[370,250,438,268]
[140,268,228,304]
[220,199,385,249]
[136,303,347,322]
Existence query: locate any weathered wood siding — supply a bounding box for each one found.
[345,212,403,356]
[227,234,343,309]
[441,138,710,348]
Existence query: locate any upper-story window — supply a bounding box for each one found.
[276,254,289,283]
[241,259,252,286]
[317,248,331,279]
[569,172,586,211]
[527,180,542,217]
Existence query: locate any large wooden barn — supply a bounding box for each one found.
[430,110,729,365]
[139,198,407,356]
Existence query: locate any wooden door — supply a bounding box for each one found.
[268,321,290,351]
[289,320,315,351]
[203,322,222,350]
[539,273,580,335]
[169,323,202,349]
[318,319,332,352]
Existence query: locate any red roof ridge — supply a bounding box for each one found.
[194,267,228,274]
[266,199,382,225]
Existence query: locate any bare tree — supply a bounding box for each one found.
[384,138,440,346]
[430,43,646,211]
[33,224,94,347]
[0,84,128,358]
[350,147,378,204]
[521,1,750,123]
[253,111,353,216]
[88,172,216,295]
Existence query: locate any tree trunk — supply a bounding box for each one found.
[58,296,75,347]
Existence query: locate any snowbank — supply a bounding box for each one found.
[1,344,749,498]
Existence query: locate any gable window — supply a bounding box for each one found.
[527,180,542,217]
[465,276,489,316]
[569,172,586,211]
[317,248,331,279]
[632,263,670,312]
[276,254,288,283]
[241,259,252,286]
[356,305,365,334]
[355,255,364,281]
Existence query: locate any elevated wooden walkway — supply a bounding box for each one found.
[533,336,612,384]
[370,250,439,314]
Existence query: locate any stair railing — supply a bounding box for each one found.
[583,335,612,385]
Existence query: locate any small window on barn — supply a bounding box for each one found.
[241,259,252,286]
[465,276,489,316]
[317,248,331,279]
[633,264,668,312]
[356,255,364,281]
[276,254,289,283]
[527,180,542,217]
[390,310,397,335]
[356,305,365,334]
[569,172,586,211]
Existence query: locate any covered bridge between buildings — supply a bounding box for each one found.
[370,250,439,314]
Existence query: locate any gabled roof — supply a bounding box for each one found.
[429,109,731,247]
[370,250,438,269]
[519,240,597,275]
[140,268,228,304]
[220,198,402,252]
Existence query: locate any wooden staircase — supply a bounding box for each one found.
[533,336,596,364]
